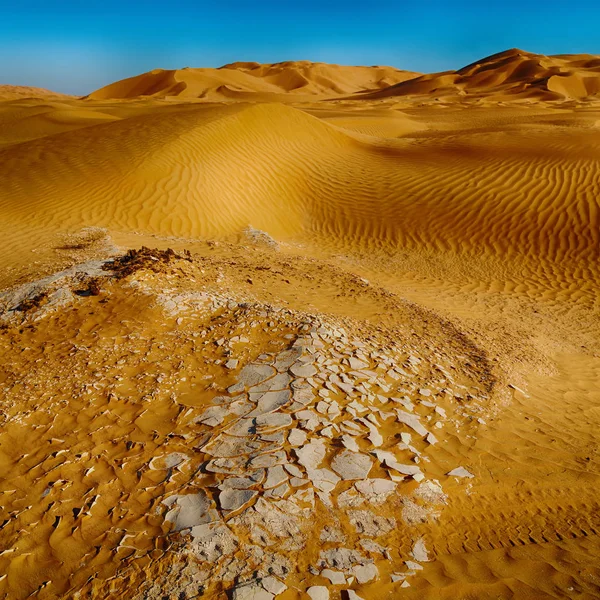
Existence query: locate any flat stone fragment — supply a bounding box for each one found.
[225,418,256,437]
[307,586,329,600]
[228,382,246,394]
[321,569,346,584]
[206,456,248,474]
[352,563,379,583]
[288,429,307,446]
[202,435,263,457]
[395,409,429,437]
[149,452,188,470]
[219,471,264,489]
[349,357,369,370]
[345,591,365,600]
[341,435,361,452]
[274,348,303,372]
[255,413,293,431]
[284,463,303,477]
[290,362,318,378]
[164,491,216,531]
[261,577,287,595]
[196,405,229,427]
[248,390,292,416]
[426,432,438,445]
[226,359,239,369]
[232,581,274,600]
[360,539,386,555]
[405,560,423,571]
[250,372,292,393]
[219,489,258,513]
[264,465,288,489]
[292,387,315,406]
[248,451,287,468]
[238,364,277,388]
[412,537,430,562]
[306,467,340,493]
[319,548,366,571]
[447,467,474,478]
[331,450,373,480]
[295,439,327,470]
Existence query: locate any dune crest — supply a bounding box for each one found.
[87,61,420,100]
[358,48,600,102]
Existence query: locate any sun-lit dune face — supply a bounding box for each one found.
[358,49,600,102]
[0,101,598,272]
[1,49,600,600]
[87,61,420,101]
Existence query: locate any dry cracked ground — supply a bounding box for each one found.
[0,239,597,600]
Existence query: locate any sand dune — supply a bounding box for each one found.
[358,48,600,102]
[88,61,420,100]
[0,101,597,265]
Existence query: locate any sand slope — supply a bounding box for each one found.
[359,49,600,102]
[0,102,597,265]
[88,61,420,100]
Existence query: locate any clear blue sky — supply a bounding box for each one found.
[1,0,598,95]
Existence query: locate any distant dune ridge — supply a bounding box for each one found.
[84,49,600,102]
[87,61,420,100]
[0,85,73,100]
[358,48,600,101]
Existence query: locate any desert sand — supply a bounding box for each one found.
[0,50,599,600]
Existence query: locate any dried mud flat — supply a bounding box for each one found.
[0,242,599,600]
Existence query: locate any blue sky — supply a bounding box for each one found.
[1,0,599,94]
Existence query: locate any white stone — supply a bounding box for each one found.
[320,569,346,585]
[219,489,257,513]
[264,465,288,489]
[352,563,378,583]
[238,364,276,388]
[290,362,318,378]
[395,409,429,437]
[255,413,293,431]
[288,429,307,446]
[447,467,474,478]
[412,538,430,562]
[307,586,329,600]
[341,435,361,452]
[295,439,327,470]
[331,450,373,480]
[248,390,291,416]
[261,577,287,596]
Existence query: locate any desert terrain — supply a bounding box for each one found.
[0,48,599,600]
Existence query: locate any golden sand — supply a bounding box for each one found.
[0,52,599,599]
